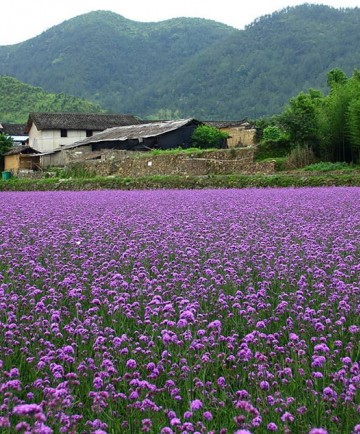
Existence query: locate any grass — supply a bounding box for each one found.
[3,172,360,191]
[302,161,359,172]
[131,147,227,158]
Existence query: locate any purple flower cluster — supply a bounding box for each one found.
[0,187,359,433]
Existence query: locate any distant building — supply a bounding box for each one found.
[0,123,28,145]
[25,112,142,153]
[204,120,256,148]
[65,118,202,151]
[41,119,203,167]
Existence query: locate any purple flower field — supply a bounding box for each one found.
[0,187,359,434]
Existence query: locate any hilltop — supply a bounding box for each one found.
[0,76,105,123]
[0,5,359,120]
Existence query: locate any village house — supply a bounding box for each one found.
[25,112,142,153]
[42,118,203,167]
[0,123,28,145]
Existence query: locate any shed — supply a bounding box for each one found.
[66,118,203,153]
[4,146,42,173]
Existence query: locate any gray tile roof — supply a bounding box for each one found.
[65,118,201,149]
[204,119,252,129]
[4,146,41,156]
[0,123,27,135]
[25,112,142,132]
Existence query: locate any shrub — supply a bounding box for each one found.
[303,161,355,172]
[191,125,228,149]
[59,163,96,178]
[283,145,317,170]
[255,126,291,160]
[255,141,292,160]
[262,125,283,142]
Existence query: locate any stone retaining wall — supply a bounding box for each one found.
[74,147,275,177]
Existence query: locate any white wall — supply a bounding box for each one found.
[28,124,90,152]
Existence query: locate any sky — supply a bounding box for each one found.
[1,0,359,45]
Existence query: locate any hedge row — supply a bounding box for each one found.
[2,173,360,191]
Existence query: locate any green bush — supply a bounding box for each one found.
[262,126,283,142]
[191,125,228,149]
[303,161,356,172]
[283,145,317,170]
[59,163,96,179]
[255,141,292,160]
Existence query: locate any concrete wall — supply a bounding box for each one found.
[70,148,275,177]
[28,124,93,153]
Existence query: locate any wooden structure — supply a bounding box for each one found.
[4,146,41,174]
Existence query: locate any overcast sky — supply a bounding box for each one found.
[1,0,359,45]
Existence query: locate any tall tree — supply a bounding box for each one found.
[277,89,323,155]
[326,67,348,88]
[347,72,360,162]
[320,69,360,162]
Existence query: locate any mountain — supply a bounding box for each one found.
[0,11,234,121]
[0,76,105,123]
[0,5,359,120]
[147,4,360,119]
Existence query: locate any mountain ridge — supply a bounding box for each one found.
[1,5,360,120]
[0,76,105,123]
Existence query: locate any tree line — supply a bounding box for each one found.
[257,68,360,164]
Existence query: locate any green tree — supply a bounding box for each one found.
[254,124,291,160]
[347,71,360,162]
[327,67,348,89]
[262,126,283,142]
[319,69,360,162]
[191,125,228,149]
[347,96,360,162]
[320,83,351,161]
[278,89,324,154]
[0,133,13,156]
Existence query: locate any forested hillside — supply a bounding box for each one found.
[0,5,359,120]
[0,76,105,123]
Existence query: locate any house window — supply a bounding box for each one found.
[86,130,93,137]
[60,129,68,137]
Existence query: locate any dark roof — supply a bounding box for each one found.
[25,112,142,133]
[0,123,27,135]
[66,118,202,149]
[204,119,254,129]
[3,146,41,156]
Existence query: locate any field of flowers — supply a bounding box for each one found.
[0,187,359,434]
